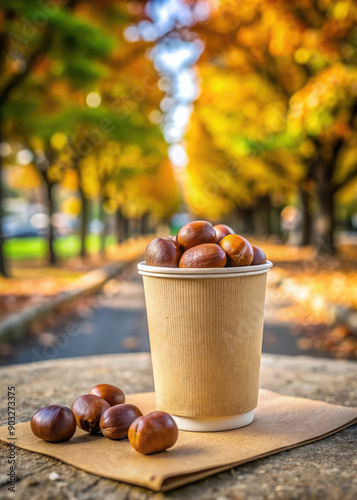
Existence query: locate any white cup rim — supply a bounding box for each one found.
[138,260,273,278]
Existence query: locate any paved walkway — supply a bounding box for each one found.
[1,264,336,365]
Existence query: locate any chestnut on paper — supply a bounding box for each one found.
[89,384,125,406]
[128,411,178,455]
[99,404,143,440]
[71,394,110,434]
[28,385,182,454]
[30,405,76,443]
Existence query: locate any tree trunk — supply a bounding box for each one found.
[299,185,313,246]
[141,212,150,235]
[257,196,272,236]
[271,205,283,239]
[115,208,129,243]
[0,119,7,277]
[79,186,88,259]
[314,162,336,256]
[46,181,56,265]
[99,199,107,256]
[237,206,255,234]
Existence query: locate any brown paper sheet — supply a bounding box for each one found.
[0,389,356,492]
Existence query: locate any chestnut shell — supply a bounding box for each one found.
[145,237,181,268]
[251,245,267,265]
[30,405,76,443]
[128,411,178,455]
[179,243,227,268]
[213,224,235,243]
[219,234,254,267]
[99,403,143,440]
[89,384,125,406]
[177,221,217,252]
[71,394,110,434]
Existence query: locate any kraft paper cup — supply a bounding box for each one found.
[138,260,273,432]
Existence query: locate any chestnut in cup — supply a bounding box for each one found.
[219,234,254,266]
[213,224,234,243]
[89,384,125,407]
[251,245,267,265]
[128,411,178,455]
[71,394,110,434]
[30,405,76,443]
[145,237,181,268]
[179,243,227,268]
[177,221,216,251]
[100,403,143,440]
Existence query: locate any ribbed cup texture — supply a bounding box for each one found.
[143,274,267,417]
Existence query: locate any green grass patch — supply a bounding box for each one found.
[4,237,48,260]
[4,235,117,260]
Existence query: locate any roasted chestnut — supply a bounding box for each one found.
[179,243,227,268]
[219,234,254,266]
[71,394,110,434]
[99,403,143,440]
[89,384,125,406]
[30,405,76,443]
[213,224,234,243]
[128,411,178,455]
[144,237,181,268]
[177,221,216,251]
[251,245,267,265]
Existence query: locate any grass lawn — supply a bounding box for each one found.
[0,236,152,301]
[4,235,116,260]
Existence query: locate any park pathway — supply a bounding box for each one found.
[2,263,335,365]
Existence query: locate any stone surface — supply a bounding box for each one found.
[0,353,356,499]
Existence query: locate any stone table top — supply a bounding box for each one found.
[0,353,356,500]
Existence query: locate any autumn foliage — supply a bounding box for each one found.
[185,0,357,254]
[0,0,179,274]
[0,0,357,280]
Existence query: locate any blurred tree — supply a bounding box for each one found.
[0,0,174,269]
[121,158,180,223]
[288,63,357,252]
[183,64,304,234]
[191,0,357,254]
[0,0,114,271]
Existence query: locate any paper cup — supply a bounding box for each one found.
[138,260,273,432]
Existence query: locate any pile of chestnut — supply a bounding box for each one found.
[30,383,178,455]
[145,221,267,268]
